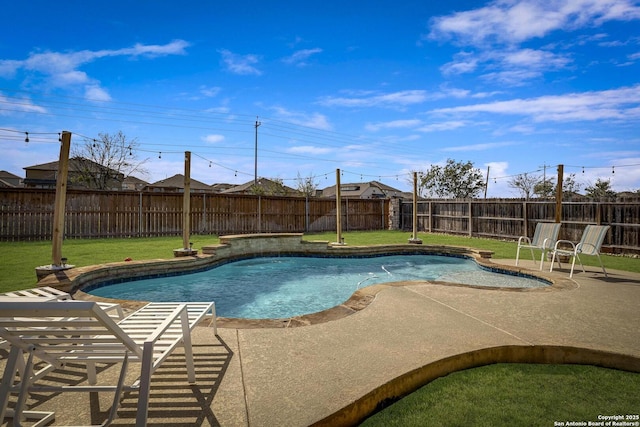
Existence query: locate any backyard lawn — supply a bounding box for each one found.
[1,230,638,292]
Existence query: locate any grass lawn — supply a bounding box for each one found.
[361,363,640,427]
[1,230,638,292]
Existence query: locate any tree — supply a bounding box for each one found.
[295,172,319,197]
[72,131,147,190]
[562,173,581,200]
[419,159,485,198]
[249,177,289,196]
[534,177,556,198]
[508,173,539,200]
[585,178,616,199]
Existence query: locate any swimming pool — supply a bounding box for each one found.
[87,254,548,319]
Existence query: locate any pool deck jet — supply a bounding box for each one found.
[2,257,640,426]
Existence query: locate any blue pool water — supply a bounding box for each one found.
[88,254,548,319]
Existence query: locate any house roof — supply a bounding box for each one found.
[0,170,21,180]
[23,157,123,175]
[320,180,408,198]
[147,174,212,190]
[123,175,148,185]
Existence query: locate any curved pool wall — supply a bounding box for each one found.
[37,233,574,327]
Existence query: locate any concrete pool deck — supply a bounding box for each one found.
[2,258,640,426]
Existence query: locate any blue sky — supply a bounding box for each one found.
[1,0,639,196]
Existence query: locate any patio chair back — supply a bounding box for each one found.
[577,225,610,255]
[531,222,561,249]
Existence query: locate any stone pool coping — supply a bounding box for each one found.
[35,233,577,328]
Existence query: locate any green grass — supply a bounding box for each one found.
[361,363,640,427]
[1,230,638,293]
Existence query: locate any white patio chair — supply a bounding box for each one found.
[515,222,561,270]
[0,299,215,427]
[549,224,610,278]
[0,286,125,319]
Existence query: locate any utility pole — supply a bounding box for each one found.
[539,163,548,198]
[484,165,490,199]
[254,116,261,186]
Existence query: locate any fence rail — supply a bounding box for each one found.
[0,189,389,241]
[400,199,640,253]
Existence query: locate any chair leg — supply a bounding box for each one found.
[136,342,154,427]
[0,346,23,424]
[515,246,521,266]
[596,254,608,277]
[539,250,546,271]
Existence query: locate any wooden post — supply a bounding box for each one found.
[555,164,564,223]
[183,151,191,250]
[409,171,422,243]
[51,131,71,267]
[335,169,342,244]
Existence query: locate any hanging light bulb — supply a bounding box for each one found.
[58,133,62,142]
[209,161,212,168]
[24,132,29,143]
[158,152,162,159]
[612,166,615,174]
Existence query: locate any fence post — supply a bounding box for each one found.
[555,164,564,223]
[523,201,528,237]
[51,131,71,267]
[468,201,472,237]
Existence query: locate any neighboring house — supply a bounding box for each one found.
[23,157,124,190]
[318,181,410,199]
[222,178,301,197]
[0,170,23,188]
[122,175,149,191]
[144,174,213,193]
[210,183,236,193]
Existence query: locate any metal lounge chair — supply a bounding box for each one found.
[0,299,216,426]
[515,222,561,270]
[549,224,611,278]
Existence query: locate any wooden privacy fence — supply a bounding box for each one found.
[0,189,389,241]
[399,199,640,253]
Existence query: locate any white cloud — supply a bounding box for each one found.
[0,92,47,115]
[442,141,517,151]
[428,0,640,46]
[318,90,428,108]
[84,85,112,102]
[202,134,225,144]
[2,40,190,101]
[282,48,322,66]
[218,49,262,75]
[269,106,333,130]
[365,119,422,132]
[287,145,332,155]
[200,86,221,97]
[431,84,640,122]
[417,120,468,132]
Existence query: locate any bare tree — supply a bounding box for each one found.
[295,172,319,197]
[72,131,148,190]
[508,173,539,200]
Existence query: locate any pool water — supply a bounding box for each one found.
[88,255,548,319]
